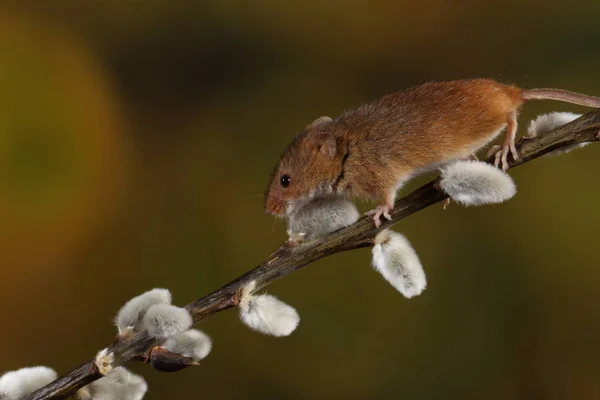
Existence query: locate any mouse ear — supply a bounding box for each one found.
[308,132,337,158]
[305,116,333,130]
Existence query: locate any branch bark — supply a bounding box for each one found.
[24,110,600,400]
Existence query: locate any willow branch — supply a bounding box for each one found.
[24,110,600,400]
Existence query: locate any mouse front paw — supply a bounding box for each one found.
[365,204,393,228]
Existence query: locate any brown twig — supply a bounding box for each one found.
[23,110,600,400]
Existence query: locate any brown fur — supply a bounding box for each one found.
[264,78,592,216]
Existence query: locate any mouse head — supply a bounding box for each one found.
[265,116,343,216]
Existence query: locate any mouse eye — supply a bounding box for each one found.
[280,174,291,188]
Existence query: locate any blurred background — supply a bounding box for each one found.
[1,1,599,399]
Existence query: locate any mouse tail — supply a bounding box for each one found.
[522,88,600,108]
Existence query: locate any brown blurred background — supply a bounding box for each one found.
[1,1,600,399]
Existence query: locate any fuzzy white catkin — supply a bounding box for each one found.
[526,112,588,155]
[439,160,516,206]
[142,304,193,339]
[372,230,426,298]
[115,288,172,334]
[287,197,359,242]
[239,283,300,337]
[0,366,57,400]
[163,329,212,361]
[77,367,147,400]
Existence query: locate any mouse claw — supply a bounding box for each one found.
[501,143,519,171]
[509,142,519,162]
[501,145,510,171]
[494,151,502,169]
[489,144,517,171]
[366,204,393,228]
[486,145,501,161]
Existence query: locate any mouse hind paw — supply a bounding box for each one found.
[489,143,519,171]
[492,112,520,171]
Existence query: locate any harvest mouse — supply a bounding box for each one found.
[265,79,600,226]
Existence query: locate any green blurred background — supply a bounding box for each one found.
[1,1,600,399]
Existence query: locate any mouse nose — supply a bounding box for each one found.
[265,194,285,215]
